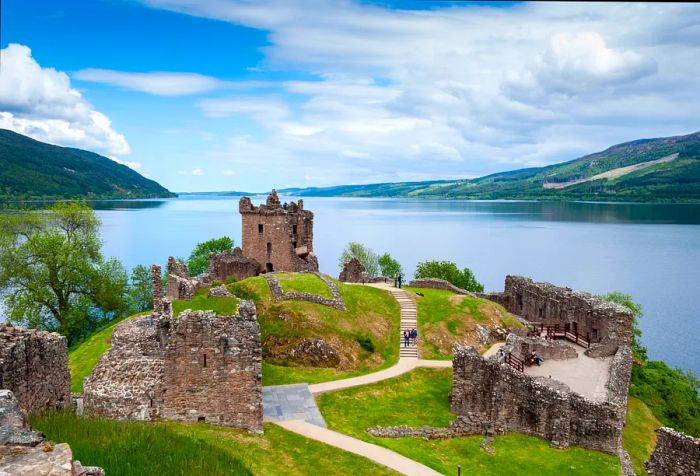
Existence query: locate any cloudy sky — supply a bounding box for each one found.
[2,1,699,192]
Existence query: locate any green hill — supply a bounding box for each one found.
[0,129,175,200]
[281,131,700,202]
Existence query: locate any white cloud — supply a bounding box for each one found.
[75,69,226,96]
[0,44,130,156]
[137,1,700,187]
[191,168,205,176]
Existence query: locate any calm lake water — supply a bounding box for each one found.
[92,196,700,374]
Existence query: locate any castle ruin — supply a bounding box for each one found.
[240,190,318,273]
[83,301,263,432]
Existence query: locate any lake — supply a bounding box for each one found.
[93,196,700,374]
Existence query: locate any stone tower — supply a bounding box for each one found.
[239,190,319,273]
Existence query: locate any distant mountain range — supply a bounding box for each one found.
[273,131,700,202]
[0,129,175,200]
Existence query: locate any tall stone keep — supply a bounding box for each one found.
[239,190,319,273]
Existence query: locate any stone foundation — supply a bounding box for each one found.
[645,427,700,476]
[483,276,633,357]
[450,344,631,454]
[265,273,346,310]
[408,278,475,296]
[0,325,71,414]
[84,302,263,432]
[206,247,262,282]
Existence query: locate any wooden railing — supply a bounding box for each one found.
[505,352,524,372]
[527,323,590,348]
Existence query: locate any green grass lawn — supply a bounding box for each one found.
[275,272,334,298]
[623,397,661,476]
[172,295,239,317]
[317,368,620,476]
[68,313,147,393]
[31,412,397,476]
[403,287,523,359]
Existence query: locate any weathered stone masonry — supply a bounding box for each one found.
[483,275,633,357]
[84,302,263,432]
[339,258,368,283]
[0,324,71,414]
[240,190,318,273]
[645,427,700,476]
[449,344,632,454]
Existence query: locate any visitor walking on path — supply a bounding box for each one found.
[410,328,418,346]
[397,273,403,288]
[403,330,410,348]
[393,272,398,287]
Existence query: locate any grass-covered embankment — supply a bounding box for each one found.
[31,412,398,476]
[276,272,334,298]
[172,294,239,316]
[317,367,620,476]
[404,287,522,359]
[228,275,400,386]
[622,397,662,476]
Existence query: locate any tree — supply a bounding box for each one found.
[414,260,484,292]
[378,253,403,278]
[187,236,234,276]
[0,202,129,343]
[601,292,647,362]
[128,264,153,313]
[338,242,379,277]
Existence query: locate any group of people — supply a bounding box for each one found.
[403,328,418,347]
[393,272,403,288]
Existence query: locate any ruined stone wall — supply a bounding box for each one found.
[486,276,633,357]
[408,278,475,296]
[83,316,165,421]
[84,303,263,431]
[265,273,346,310]
[339,258,368,283]
[645,427,700,476]
[450,344,627,454]
[240,191,318,273]
[161,304,263,431]
[207,247,262,282]
[0,325,70,414]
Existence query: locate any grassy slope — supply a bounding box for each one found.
[275,272,334,298]
[229,276,400,386]
[317,368,620,476]
[623,397,662,476]
[404,287,522,360]
[32,413,397,476]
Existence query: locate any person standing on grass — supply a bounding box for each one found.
[403,330,409,348]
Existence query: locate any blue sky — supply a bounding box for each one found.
[2,1,699,192]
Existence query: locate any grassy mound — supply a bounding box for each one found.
[317,368,620,476]
[404,287,523,359]
[31,413,397,476]
[276,272,333,298]
[623,397,661,476]
[229,275,400,386]
[172,295,239,317]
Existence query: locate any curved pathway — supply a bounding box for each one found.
[267,282,450,475]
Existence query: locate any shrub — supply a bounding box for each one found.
[338,242,379,277]
[187,236,234,276]
[414,260,484,292]
[378,253,403,278]
[225,275,238,285]
[211,280,223,287]
[356,336,375,353]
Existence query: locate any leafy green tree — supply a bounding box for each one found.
[414,260,484,292]
[378,253,403,278]
[601,292,646,361]
[0,202,129,342]
[338,242,379,277]
[187,236,234,276]
[128,264,153,312]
